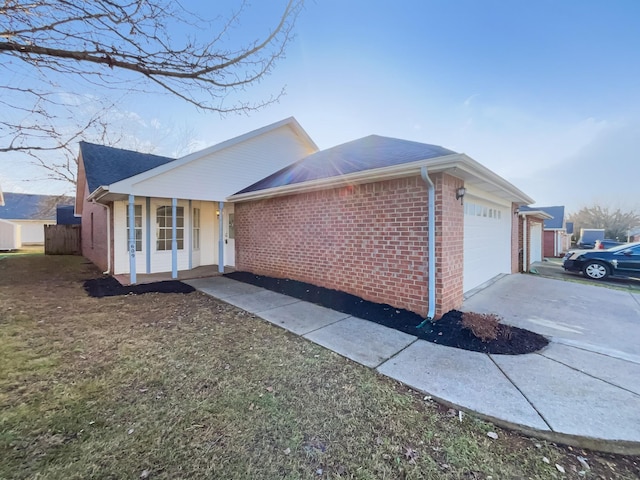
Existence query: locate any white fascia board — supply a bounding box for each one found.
[453,154,534,205]
[227,153,534,204]
[520,210,554,220]
[107,117,317,195]
[87,186,111,203]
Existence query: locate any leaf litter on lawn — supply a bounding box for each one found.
[0,255,638,479]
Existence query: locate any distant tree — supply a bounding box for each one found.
[1,0,303,182]
[567,205,640,241]
[35,193,74,219]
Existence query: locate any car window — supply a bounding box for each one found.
[609,243,640,253]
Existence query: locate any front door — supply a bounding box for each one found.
[224,207,235,267]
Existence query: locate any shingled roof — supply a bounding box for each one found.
[520,205,565,229]
[80,142,175,193]
[0,193,73,220]
[236,135,456,194]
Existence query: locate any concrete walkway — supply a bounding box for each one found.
[184,275,640,455]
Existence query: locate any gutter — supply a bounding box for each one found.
[521,212,527,272]
[87,185,110,203]
[418,166,436,325]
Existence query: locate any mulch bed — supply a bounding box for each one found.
[83,276,195,298]
[226,271,549,355]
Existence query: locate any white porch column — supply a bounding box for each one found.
[218,201,224,273]
[128,194,136,284]
[171,198,178,279]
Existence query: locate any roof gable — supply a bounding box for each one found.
[80,142,175,193]
[0,193,73,220]
[237,135,456,194]
[104,117,318,201]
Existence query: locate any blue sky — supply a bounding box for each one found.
[3,0,640,214]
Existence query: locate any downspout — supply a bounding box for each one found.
[417,166,436,326]
[92,200,111,275]
[521,213,527,272]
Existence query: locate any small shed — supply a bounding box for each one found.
[0,218,21,250]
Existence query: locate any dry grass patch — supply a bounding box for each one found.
[1,255,639,479]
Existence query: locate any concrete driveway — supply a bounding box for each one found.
[189,274,640,453]
[463,274,640,362]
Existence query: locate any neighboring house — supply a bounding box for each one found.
[630,227,640,243]
[56,205,81,225]
[76,117,537,318]
[519,205,571,258]
[0,192,73,244]
[228,134,533,317]
[75,117,318,277]
[516,207,553,271]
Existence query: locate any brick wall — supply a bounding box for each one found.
[511,203,521,273]
[235,173,465,317]
[518,216,544,271]
[433,173,465,314]
[81,182,110,273]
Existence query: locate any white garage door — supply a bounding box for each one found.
[463,196,512,292]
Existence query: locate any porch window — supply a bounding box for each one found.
[126,205,143,252]
[193,208,200,250]
[156,205,184,250]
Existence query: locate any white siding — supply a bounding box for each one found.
[118,126,314,201]
[11,220,53,244]
[0,219,21,250]
[463,192,512,292]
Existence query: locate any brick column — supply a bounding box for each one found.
[432,172,465,317]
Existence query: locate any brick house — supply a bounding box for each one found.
[76,118,537,318]
[520,205,571,258]
[516,207,553,271]
[228,135,533,317]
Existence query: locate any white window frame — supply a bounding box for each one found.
[156,205,184,251]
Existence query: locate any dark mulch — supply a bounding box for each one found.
[225,271,549,355]
[83,276,195,298]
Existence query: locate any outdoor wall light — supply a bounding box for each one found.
[514,208,520,216]
[456,187,466,204]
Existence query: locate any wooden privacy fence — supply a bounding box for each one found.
[45,225,81,255]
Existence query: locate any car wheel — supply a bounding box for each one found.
[583,261,610,280]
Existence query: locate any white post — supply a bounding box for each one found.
[128,195,136,284]
[218,201,224,273]
[171,198,178,279]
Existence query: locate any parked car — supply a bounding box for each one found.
[563,242,640,280]
[575,239,624,250]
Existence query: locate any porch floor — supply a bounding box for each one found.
[114,264,235,286]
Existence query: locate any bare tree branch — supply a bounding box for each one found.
[0,0,305,186]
